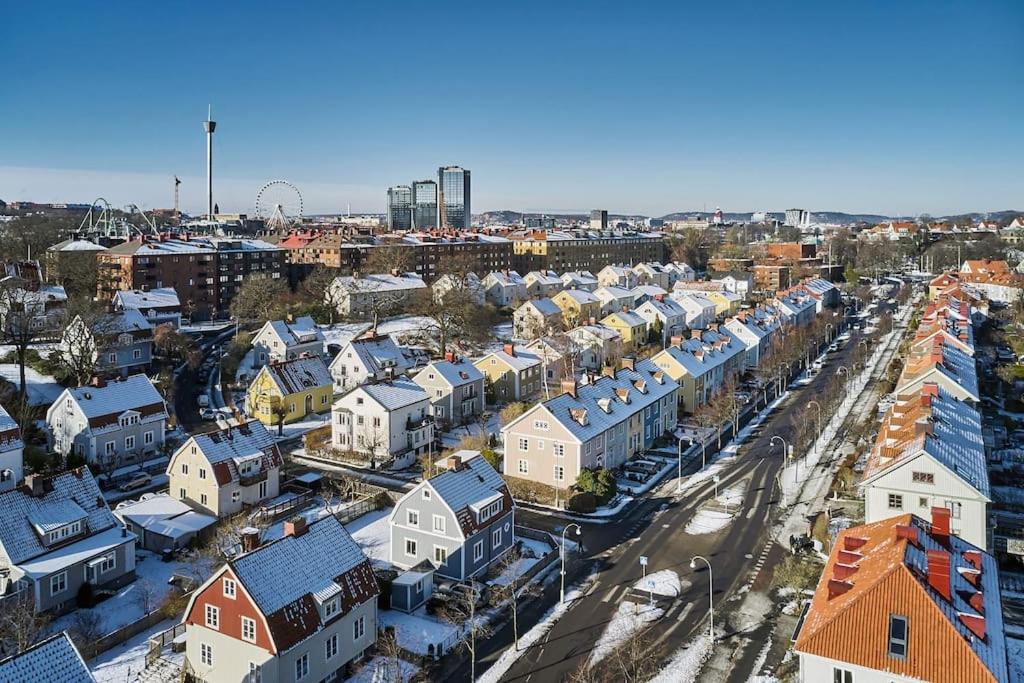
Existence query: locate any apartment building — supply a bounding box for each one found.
[511,230,666,274]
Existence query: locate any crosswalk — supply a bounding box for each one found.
[747,540,774,584]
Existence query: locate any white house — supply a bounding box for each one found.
[593,286,635,317]
[328,272,427,318]
[635,296,688,344]
[328,330,409,393]
[671,291,717,330]
[331,378,434,466]
[523,270,564,298]
[567,324,623,371]
[251,316,325,368]
[597,265,638,290]
[432,272,484,306]
[663,262,696,284]
[513,298,563,339]
[632,262,671,289]
[482,271,527,307]
[560,271,599,292]
[0,404,23,494]
[112,287,182,328]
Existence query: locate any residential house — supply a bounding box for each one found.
[432,271,485,306]
[600,310,649,352]
[567,325,623,371]
[251,316,326,369]
[389,451,515,581]
[0,631,96,682]
[328,272,427,318]
[523,270,564,298]
[702,290,742,317]
[596,265,638,290]
[794,512,1008,683]
[0,469,137,613]
[671,291,717,330]
[482,270,527,307]
[630,284,669,306]
[46,374,168,469]
[513,298,563,340]
[560,270,599,292]
[328,331,409,393]
[112,287,182,328]
[331,378,434,463]
[635,296,687,345]
[501,358,678,492]
[552,289,602,328]
[247,356,334,426]
[897,339,979,403]
[0,260,67,336]
[773,291,817,328]
[0,404,23,494]
[525,336,570,394]
[59,309,153,378]
[910,298,975,357]
[411,356,485,427]
[793,277,841,312]
[860,383,990,550]
[713,271,753,298]
[632,262,671,289]
[958,260,1024,304]
[182,515,379,683]
[723,309,778,371]
[593,286,635,317]
[651,329,745,413]
[114,493,216,552]
[167,421,283,518]
[474,344,543,402]
[662,262,696,284]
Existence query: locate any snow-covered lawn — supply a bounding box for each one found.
[488,535,554,587]
[0,364,63,405]
[346,508,392,567]
[684,509,734,535]
[633,569,688,598]
[378,608,459,656]
[646,633,713,683]
[590,601,663,665]
[347,656,420,683]
[89,618,182,683]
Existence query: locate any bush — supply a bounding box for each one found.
[576,467,618,505]
[567,491,597,513]
[76,582,96,608]
[480,448,501,471]
[770,555,823,593]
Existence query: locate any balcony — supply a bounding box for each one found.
[238,470,268,487]
[407,415,434,431]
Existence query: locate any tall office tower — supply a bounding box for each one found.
[386,185,413,231]
[438,166,471,229]
[590,209,608,231]
[412,180,439,230]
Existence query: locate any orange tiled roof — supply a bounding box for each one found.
[961,259,1009,275]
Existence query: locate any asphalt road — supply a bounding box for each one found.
[462,321,871,683]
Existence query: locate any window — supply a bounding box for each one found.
[294,653,309,680]
[518,438,529,451]
[108,353,116,364]
[199,467,207,480]
[473,540,484,562]
[50,571,67,595]
[325,633,338,659]
[534,420,549,431]
[912,471,934,484]
[518,460,529,475]
[831,667,852,683]
[144,430,154,445]
[493,528,502,549]
[125,435,135,451]
[223,578,236,598]
[554,443,565,457]
[200,643,213,667]
[241,616,256,642]
[200,493,208,505]
[919,497,928,508]
[248,662,261,682]
[323,597,339,620]
[133,348,142,360]
[434,546,448,564]
[179,487,186,500]
[105,441,115,455]
[946,500,962,519]
[433,515,446,533]
[405,539,417,557]
[887,494,903,510]
[407,509,420,527]
[554,465,565,482]
[353,615,366,641]
[205,604,219,629]
[537,439,544,451]
[888,614,908,659]
[232,490,240,503]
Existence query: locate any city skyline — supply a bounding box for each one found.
[1,1,1022,217]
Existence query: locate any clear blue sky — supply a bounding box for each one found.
[2,1,1021,217]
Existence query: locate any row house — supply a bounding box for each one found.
[167,421,282,518]
[794,511,1008,683]
[523,270,563,298]
[60,309,154,379]
[560,270,599,292]
[567,324,623,371]
[552,288,602,327]
[411,356,485,427]
[635,296,687,345]
[772,291,817,328]
[671,291,717,330]
[390,452,514,581]
[651,328,745,414]
[327,273,427,319]
[596,265,638,290]
[723,308,780,370]
[910,297,975,357]
[0,469,137,613]
[860,382,990,550]
[482,270,527,307]
[183,515,378,683]
[331,378,434,464]
[474,344,543,402]
[600,310,648,352]
[501,358,678,491]
[251,316,326,369]
[47,374,168,469]
[112,287,182,329]
[898,339,979,403]
[594,285,635,317]
[328,330,409,393]
[513,298,563,340]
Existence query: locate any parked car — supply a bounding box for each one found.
[200,407,218,420]
[197,395,210,409]
[119,472,152,492]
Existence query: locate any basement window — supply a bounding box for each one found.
[888,614,908,659]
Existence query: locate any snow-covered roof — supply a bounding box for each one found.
[486,270,525,286]
[594,286,634,303]
[631,284,668,298]
[423,454,512,535]
[518,298,562,317]
[114,492,216,539]
[0,403,23,453]
[357,377,431,411]
[569,324,621,342]
[524,270,561,285]
[603,310,647,328]
[261,356,332,395]
[557,289,600,305]
[636,297,686,319]
[48,238,106,253]
[259,316,325,348]
[333,333,408,377]
[61,374,166,422]
[561,271,598,285]
[91,308,153,336]
[0,631,94,683]
[112,287,181,311]
[332,273,427,293]
[419,359,484,388]
[180,421,282,485]
[476,347,541,372]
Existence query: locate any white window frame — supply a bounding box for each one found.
[325,633,338,659]
[492,527,502,549]
[124,435,135,451]
[200,642,213,667]
[434,545,448,564]
[144,430,154,445]
[518,459,529,475]
[223,578,236,599]
[241,616,256,642]
[205,604,219,630]
[295,652,309,680]
[473,540,484,562]
[432,514,446,533]
[353,615,366,641]
[50,571,67,595]
[405,539,417,557]
[407,509,420,527]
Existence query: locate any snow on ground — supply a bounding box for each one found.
[684,509,734,535]
[346,656,420,683]
[89,618,182,683]
[346,508,392,566]
[0,342,57,359]
[718,483,746,508]
[646,633,714,683]
[439,411,504,449]
[633,569,687,598]
[489,535,555,587]
[262,496,365,541]
[269,412,331,442]
[378,608,460,656]
[319,316,436,349]
[1009,637,1024,683]
[0,364,63,405]
[590,600,664,665]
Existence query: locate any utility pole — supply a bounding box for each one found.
[174,176,181,219]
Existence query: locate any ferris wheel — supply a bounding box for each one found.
[255,180,303,231]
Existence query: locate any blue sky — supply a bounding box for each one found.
[2,1,1021,217]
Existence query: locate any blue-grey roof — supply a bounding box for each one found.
[360,377,431,410]
[428,454,507,513]
[421,359,484,387]
[0,632,94,683]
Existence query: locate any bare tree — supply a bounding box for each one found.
[363,245,414,276]
[68,608,104,658]
[303,265,344,325]
[270,401,288,437]
[606,629,660,683]
[374,627,405,683]
[55,309,105,387]
[0,280,45,400]
[489,547,542,651]
[0,590,49,656]
[229,276,290,323]
[439,581,492,682]
[134,578,159,616]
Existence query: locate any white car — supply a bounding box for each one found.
[200,407,218,420]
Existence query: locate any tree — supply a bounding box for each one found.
[229,276,289,322]
[413,254,496,357]
[302,265,343,325]
[489,547,542,651]
[374,627,404,683]
[270,400,288,437]
[0,280,45,400]
[439,581,491,682]
[133,578,159,616]
[499,402,528,426]
[69,609,104,659]
[363,245,413,276]
[0,590,49,655]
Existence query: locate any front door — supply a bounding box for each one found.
[305,394,313,415]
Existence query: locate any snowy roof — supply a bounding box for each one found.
[261,356,332,395]
[603,310,647,328]
[48,239,106,253]
[486,270,525,286]
[569,324,621,342]
[114,493,216,539]
[636,297,686,318]
[476,347,541,372]
[182,421,282,485]
[419,359,484,388]
[557,289,600,305]
[422,454,512,535]
[800,278,838,296]
[0,468,121,565]
[91,308,152,336]
[333,333,408,377]
[561,271,598,285]
[0,403,22,453]
[594,286,634,303]
[518,298,562,317]
[356,377,431,411]
[62,374,166,422]
[332,273,426,293]
[524,270,561,285]
[655,330,744,378]
[0,631,94,683]
[260,316,325,348]
[112,287,181,311]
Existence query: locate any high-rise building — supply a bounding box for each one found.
[590,209,608,231]
[412,180,439,230]
[387,185,413,231]
[784,208,811,228]
[438,166,471,229]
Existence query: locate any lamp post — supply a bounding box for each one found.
[771,434,794,481]
[807,400,822,455]
[825,322,834,346]
[560,523,581,603]
[690,555,715,642]
[837,365,851,409]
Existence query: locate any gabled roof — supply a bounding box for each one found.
[422,454,513,536]
[486,270,524,286]
[899,340,979,401]
[90,308,153,337]
[476,346,541,372]
[60,374,167,428]
[561,271,598,285]
[418,359,484,388]
[602,310,647,328]
[795,514,1008,683]
[332,332,408,377]
[259,317,325,348]
[332,273,427,293]
[112,287,180,311]
[178,421,282,486]
[0,631,95,683]
[47,239,106,253]
[260,356,332,395]
[556,289,600,305]
[229,515,378,652]
[0,403,23,453]
[524,270,561,285]
[517,298,562,317]
[569,324,621,342]
[630,284,668,298]
[593,286,634,303]
[636,297,686,319]
[355,377,431,411]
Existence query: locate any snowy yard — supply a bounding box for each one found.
[590,600,663,665]
[89,618,182,683]
[488,535,555,587]
[0,364,63,405]
[347,656,420,683]
[346,508,392,567]
[379,608,460,656]
[685,509,734,535]
[319,316,436,349]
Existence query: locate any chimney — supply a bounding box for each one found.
[284,516,308,538]
[654,293,664,302]
[444,351,456,362]
[446,454,463,471]
[503,343,515,357]
[895,524,918,545]
[241,527,261,552]
[560,378,578,398]
[931,506,951,544]
[25,473,44,498]
[691,329,702,340]
[670,335,684,348]
[620,356,635,371]
[921,382,940,397]
[926,549,952,601]
[602,366,616,379]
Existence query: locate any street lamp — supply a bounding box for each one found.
[690,555,715,642]
[825,322,834,344]
[771,434,795,481]
[837,365,852,410]
[807,400,822,454]
[560,523,581,603]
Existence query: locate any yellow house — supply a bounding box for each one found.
[552,289,602,327]
[247,356,334,426]
[600,310,649,352]
[703,290,739,316]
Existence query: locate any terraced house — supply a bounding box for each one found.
[502,358,678,492]
[651,328,746,413]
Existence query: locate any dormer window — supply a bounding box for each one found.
[46,520,82,545]
[323,596,339,620]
